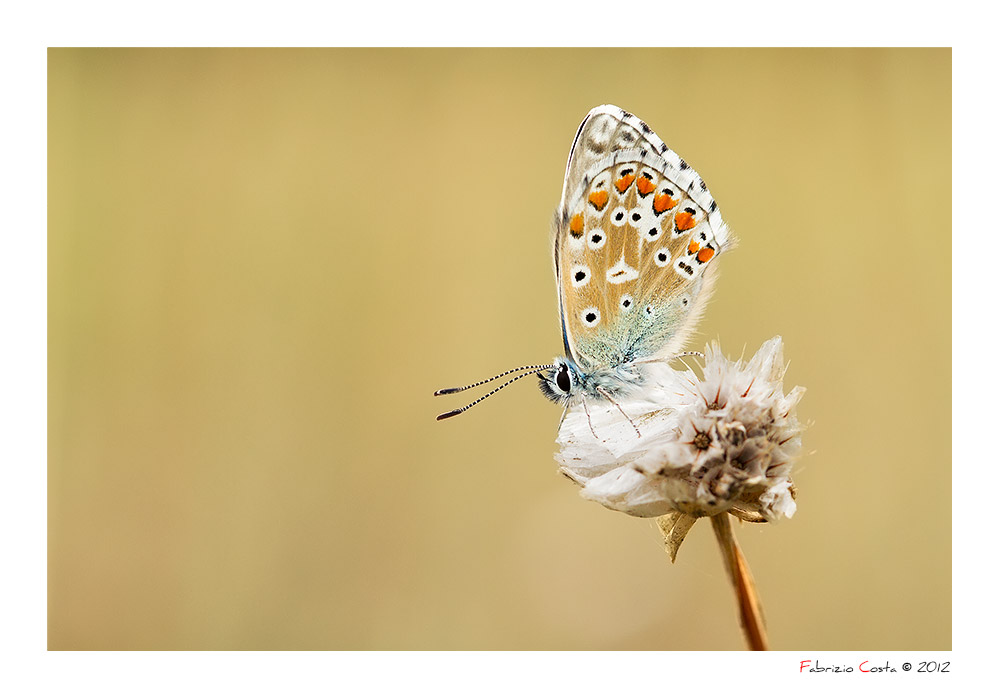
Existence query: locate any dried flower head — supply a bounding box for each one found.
[557,337,805,554]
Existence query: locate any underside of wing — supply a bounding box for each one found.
[554,106,733,369]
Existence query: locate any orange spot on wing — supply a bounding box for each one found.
[653,193,678,214]
[697,246,715,263]
[588,190,609,210]
[636,177,656,196]
[569,213,584,236]
[675,211,696,231]
[615,174,636,193]
[688,240,701,255]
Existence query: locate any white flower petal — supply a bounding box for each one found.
[760,480,797,520]
[746,335,786,383]
[577,465,676,518]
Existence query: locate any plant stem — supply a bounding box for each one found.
[710,512,768,651]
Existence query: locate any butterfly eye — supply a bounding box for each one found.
[556,365,572,393]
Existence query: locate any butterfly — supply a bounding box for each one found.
[435,105,732,431]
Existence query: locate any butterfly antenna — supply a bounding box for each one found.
[434,364,555,396]
[436,369,547,421]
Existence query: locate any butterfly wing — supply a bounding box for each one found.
[554,105,733,370]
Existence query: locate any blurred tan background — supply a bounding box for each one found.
[48,48,950,650]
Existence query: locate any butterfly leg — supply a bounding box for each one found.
[595,386,642,438]
[556,402,570,433]
[632,351,705,369]
[580,394,600,441]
